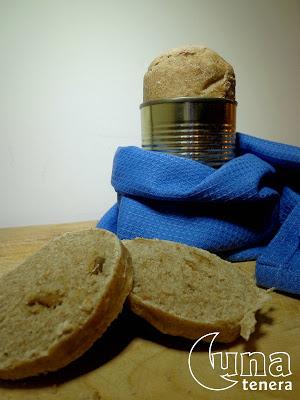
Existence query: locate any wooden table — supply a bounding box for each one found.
[0,221,299,400]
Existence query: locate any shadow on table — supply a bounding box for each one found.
[0,305,274,389]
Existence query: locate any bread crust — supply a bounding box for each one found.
[143,45,235,101]
[0,230,133,380]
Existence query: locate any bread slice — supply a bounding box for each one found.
[0,229,132,380]
[123,239,270,343]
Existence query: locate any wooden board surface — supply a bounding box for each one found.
[0,221,299,400]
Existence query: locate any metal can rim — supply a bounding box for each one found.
[140,96,237,109]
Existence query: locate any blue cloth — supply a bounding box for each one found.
[97,133,300,295]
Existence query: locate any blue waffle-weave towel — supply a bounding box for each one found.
[97,133,300,296]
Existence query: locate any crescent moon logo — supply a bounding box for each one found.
[188,332,238,391]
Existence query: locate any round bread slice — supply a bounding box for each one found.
[0,229,132,380]
[123,239,270,343]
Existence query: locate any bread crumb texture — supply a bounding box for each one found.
[143,45,235,101]
[124,239,270,343]
[0,229,132,379]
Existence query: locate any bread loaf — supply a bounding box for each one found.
[143,45,235,101]
[0,229,132,379]
[124,238,270,343]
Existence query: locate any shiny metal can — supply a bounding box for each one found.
[140,97,237,168]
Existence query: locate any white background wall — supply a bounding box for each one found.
[0,0,299,228]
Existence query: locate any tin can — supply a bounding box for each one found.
[140,97,237,168]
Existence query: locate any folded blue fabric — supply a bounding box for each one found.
[97,133,300,295]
